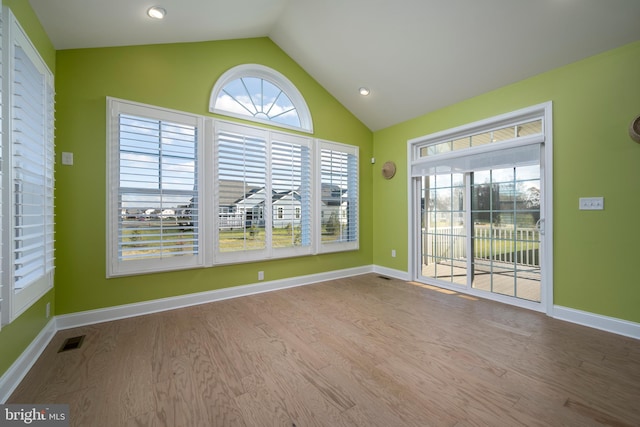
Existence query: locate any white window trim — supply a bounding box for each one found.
[1,7,55,324]
[209,64,313,133]
[407,102,553,315]
[106,97,207,277]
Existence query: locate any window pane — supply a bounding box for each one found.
[118,115,198,261]
[217,131,267,252]
[216,77,301,128]
[321,146,358,245]
[452,137,470,151]
[491,167,514,183]
[471,131,492,147]
[517,119,542,137]
[428,141,451,156]
[421,174,467,286]
[418,119,542,161]
[272,140,311,249]
[492,126,516,142]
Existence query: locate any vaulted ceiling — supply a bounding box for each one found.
[29,0,640,131]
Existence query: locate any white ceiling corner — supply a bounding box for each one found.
[28,0,640,131]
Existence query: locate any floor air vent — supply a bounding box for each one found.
[58,335,85,353]
[378,275,391,280]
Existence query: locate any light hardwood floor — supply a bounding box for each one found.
[8,274,640,426]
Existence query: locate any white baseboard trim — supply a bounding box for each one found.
[372,265,410,281]
[553,305,640,340]
[0,318,57,403]
[57,265,374,330]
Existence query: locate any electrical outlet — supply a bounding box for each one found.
[258,271,264,281]
[579,197,604,210]
[391,249,396,258]
[46,302,51,318]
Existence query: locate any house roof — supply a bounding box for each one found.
[29,0,640,131]
[219,180,260,207]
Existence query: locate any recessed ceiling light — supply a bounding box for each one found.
[147,6,166,20]
[359,87,370,96]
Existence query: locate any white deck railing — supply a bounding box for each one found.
[423,225,540,267]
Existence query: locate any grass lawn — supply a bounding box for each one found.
[120,221,338,257]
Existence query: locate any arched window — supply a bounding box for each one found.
[210,64,313,133]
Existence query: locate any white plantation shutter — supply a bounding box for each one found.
[215,122,314,262]
[107,104,360,275]
[0,4,3,328]
[319,141,358,252]
[271,133,312,253]
[107,99,204,277]
[13,44,47,289]
[45,77,54,274]
[215,122,268,258]
[2,8,55,322]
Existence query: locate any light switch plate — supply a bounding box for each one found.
[579,197,604,210]
[61,152,74,165]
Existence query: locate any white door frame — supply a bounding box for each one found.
[407,102,553,315]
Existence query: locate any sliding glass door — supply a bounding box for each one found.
[470,165,541,301]
[421,173,467,286]
[410,103,552,311]
[419,164,542,303]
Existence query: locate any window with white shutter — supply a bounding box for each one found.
[271,133,312,253]
[1,8,55,323]
[215,121,313,264]
[108,68,359,276]
[107,98,204,277]
[319,141,359,253]
[216,122,267,258]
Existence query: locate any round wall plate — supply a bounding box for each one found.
[630,115,640,143]
[382,161,396,179]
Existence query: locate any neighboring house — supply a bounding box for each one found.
[272,191,302,228]
[233,188,267,227]
[219,181,260,229]
[320,183,348,227]
[218,183,351,230]
[121,208,145,220]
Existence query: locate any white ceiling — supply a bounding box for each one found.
[29,0,640,131]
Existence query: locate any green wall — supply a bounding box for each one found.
[372,41,640,323]
[54,38,373,315]
[0,0,56,379]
